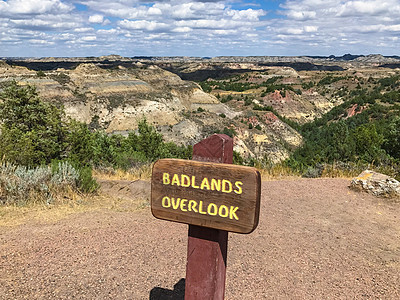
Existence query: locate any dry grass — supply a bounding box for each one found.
[93,164,152,181]
[0,194,94,227]
[252,162,301,181]
[320,166,360,179]
[0,192,149,228]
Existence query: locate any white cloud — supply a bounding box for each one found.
[172,27,193,33]
[0,0,400,57]
[304,26,318,33]
[0,0,73,16]
[119,19,170,31]
[97,28,118,35]
[336,1,397,17]
[213,29,238,35]
[386,24,400,32]
[29,39,55,45]
[74,27,94,33]
[81,36,97,41]
[285,10,316,20]
[226,8,266,21]
[89,15,104,24]
[10,18,80,30]
[282,28,304,35]
[265,0,400,55]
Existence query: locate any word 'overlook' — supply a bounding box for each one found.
[161,196,239,220]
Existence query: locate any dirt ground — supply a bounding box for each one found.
[1,178,400,299]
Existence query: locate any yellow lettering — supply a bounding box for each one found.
[180,199,188,212]
[188,200,198,212]
[222,179,232,193]
[163,173,170,185]
[207,203,218,216]
[211,178,221,191]
[229,206,239,220]
[200,177,210,190]
[162,197,239,221]
[191,176,200,189]
[171,197,180,209]
[162,196,171,208]
[181,175,191,187]
[234,181,243,195]
[218,205,229,218]
[198,201,207,215]
[171,174,180,186]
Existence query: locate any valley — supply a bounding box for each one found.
[1,55,400,165]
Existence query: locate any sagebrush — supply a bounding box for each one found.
[0,161,80,205]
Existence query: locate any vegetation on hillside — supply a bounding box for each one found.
[199,71,400,179]
[199,74,302,96]
[287,75,400,179]
[0,81,191,204]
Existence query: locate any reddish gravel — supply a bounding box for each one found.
[1,178,400,299]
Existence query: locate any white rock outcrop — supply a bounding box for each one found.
[351,170,400,198]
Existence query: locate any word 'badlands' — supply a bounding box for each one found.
[162,173,243,195]
[161,196,239,220]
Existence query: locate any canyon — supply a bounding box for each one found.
[1,55,399,163]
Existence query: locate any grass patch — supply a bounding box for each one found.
[255,163,302,180]
[0,192,149,228]
[93,164,152,181]
[0,194,93,227]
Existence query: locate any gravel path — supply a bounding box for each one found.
[1,178,400,299]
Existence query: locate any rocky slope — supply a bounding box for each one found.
[4,56,397,163]
[0,59,309,162]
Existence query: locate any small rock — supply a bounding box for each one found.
[350,170,400,198]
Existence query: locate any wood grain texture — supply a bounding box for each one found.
[151,158,261,234]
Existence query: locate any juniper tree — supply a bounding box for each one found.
[0,81,65,166]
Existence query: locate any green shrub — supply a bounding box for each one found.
[36,70,46,77]
[233,151,244,165]
[76,165,99,193]
[318,75,346,86]
[0,81,65,166]
[51,72,71,85]
[223,127,236,137]
[244,96,252,106]
[64,120,94,166]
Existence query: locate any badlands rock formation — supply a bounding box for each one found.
[0,60,303,162]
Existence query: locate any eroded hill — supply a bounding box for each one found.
[1,56,399,163]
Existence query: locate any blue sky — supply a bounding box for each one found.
[1,0,400,57]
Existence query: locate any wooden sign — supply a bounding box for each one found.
[151,158,261,234]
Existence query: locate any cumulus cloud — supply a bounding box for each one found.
[265,0,400,55]
[0,0,73,16]
[10,18,80,30]
[119,19,170,31]
[285,10,316,20]
[88,15,104,24]
[335,0,397,17]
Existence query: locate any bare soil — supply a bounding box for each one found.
[1,178,400,299]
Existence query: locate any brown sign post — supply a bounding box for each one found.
[151,134,261,299]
